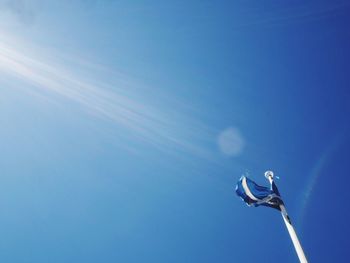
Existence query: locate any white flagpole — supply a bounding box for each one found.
[264,171,308,263]
[279,204,308,263]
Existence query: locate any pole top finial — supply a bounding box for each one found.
[264,170,274,182]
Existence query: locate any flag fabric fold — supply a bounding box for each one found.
[235,176,283,210]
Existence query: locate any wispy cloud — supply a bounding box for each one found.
[0,36,220,161]
[297,132,346,227]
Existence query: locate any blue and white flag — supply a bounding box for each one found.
[236,176,283,210]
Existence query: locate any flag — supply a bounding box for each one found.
[235,173,307,261]
[235,176,283,210]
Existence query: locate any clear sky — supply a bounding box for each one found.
[0,1,350,262]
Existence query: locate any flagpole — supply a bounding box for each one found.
[265,171,308,263]
[279,204,308,263]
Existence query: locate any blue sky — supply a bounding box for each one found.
[0,1,350,262]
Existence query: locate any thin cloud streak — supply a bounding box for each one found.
[0,38,218,160]
[297,133,345,228]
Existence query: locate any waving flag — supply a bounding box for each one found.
[235,171,308,263]
[236,175,283,210]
